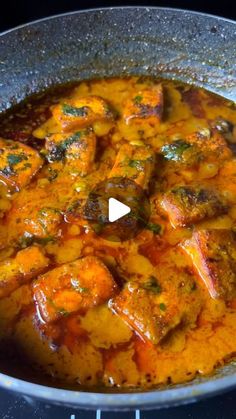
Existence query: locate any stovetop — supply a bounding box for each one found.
[0,1,236,418]
[1,386,236,418]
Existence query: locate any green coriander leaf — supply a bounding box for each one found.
[62,104,88,117]
[142,276,162,294]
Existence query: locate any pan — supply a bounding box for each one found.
[0,6,236,411]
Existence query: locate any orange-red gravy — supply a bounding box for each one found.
[0,77,236,390]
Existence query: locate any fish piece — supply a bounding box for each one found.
[187,130,232,162]
[45,129,96,176]
[161,186,227,227]
[0,137,43,191]
[109,143,155,189]
[160,131,232,167]
[109,275,202,344]
[182,229,236,300]
[33,256,118,323]
[51,96,114,131]
[123,84,163,125]
[6,187,62,245]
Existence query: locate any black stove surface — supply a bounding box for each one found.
[1,387,236,419]
[0,1,236,418]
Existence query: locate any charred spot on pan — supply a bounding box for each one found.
[210,26,217,33]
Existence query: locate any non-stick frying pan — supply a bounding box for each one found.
[0,6,236,411]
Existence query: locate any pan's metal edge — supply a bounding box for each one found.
[0,370,236,410]
[0,6,235,38]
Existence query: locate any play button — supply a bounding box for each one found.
[83,177,150,242]
[108,198,131,222]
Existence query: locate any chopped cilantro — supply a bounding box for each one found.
[37,236,56,245]
[60,132,82,151]
[46,297,69,317]
[18,232,55,248]
[23,162,32,168]
[38,219,48,234]
[58,308,70,317]
[62,104,88,117]
[38,207,61,217]
[133,95,143,104]
[7,153,27,166]
[191,282,197,291]
[71,278,89,293]
[93,223,104,234]
[146,222,161,234]
[159,303,167,311]
[9,144,19,150]
[128,159,144,170]
[39,149,47,158]
[161,140,192,162]
[142,276,162,294]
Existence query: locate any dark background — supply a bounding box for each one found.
[0,0,235,32]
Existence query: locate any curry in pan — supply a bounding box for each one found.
[0,77,236,389]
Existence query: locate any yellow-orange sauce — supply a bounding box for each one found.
[0,77,236,390]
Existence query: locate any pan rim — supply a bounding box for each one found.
[0,6,235,38]
[0,369,236,410]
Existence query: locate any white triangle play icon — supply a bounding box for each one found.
[108,198,131,222]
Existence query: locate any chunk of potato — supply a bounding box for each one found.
[45,129,96,176]
[123,84,163,125]
[0,138,43,191]
[161,186,227,227]
[51,96,114,132]
[80,305,132,349]
[109,143,155,189]
[182,229,236,300]
[33,256,118,323]
[13,315,103,386]
[0,246,49,299]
